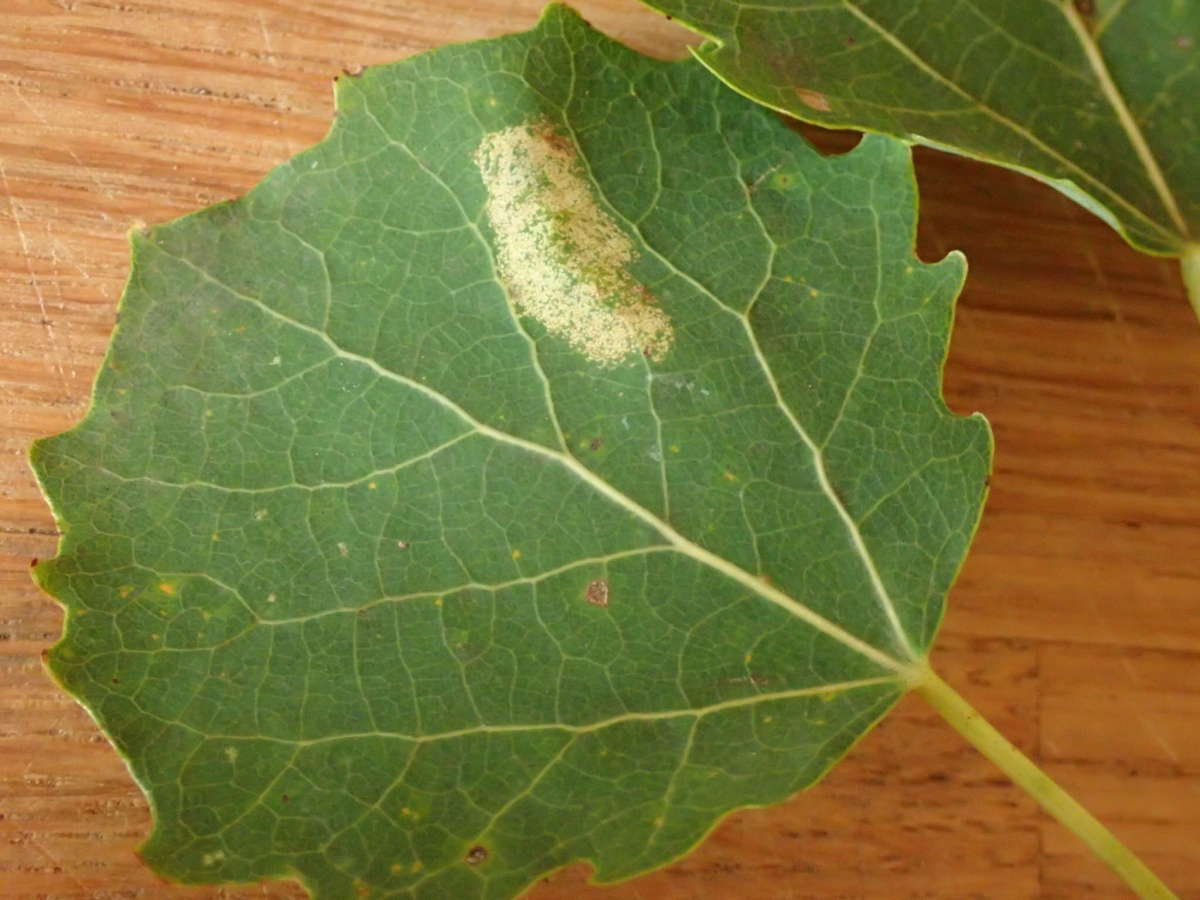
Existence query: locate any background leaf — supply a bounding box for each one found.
[641,0,1199,257]
[31,5,989,897]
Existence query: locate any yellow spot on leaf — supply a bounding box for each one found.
[157,582,176,596]
[723,471,737,482]
[368,481,377,490]
[511,549,522,559]
[118,585,133,598]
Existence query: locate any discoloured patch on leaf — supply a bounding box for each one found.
[794,87,831,111]
[585,578,610,607]
[475,119,673,365]
[464,845,488,866]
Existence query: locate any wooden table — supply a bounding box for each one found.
[2,1,1197,897]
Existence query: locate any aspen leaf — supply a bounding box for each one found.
[31,5,990,897]
[642,0,1200,257]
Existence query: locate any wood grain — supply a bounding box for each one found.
[2,1,1197,897]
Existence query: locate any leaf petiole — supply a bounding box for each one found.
[1182,244,1200,325]
[914,668,1177,899]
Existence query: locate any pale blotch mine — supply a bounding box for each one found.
[474,120,673,365]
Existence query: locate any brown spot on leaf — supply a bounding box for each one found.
[342,64,366,77]
[589,436,603,451]
[29,557,37,568]
[1073,0,1095,16]
[396,540,409,550]
[537,123,574,155]
[465,845,488,865]
[794,88,831,112]
[1175,35,1195,51]
[585,578,609,608]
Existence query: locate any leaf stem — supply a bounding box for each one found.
[914,668,1177,899]
[1181,244,1200,325]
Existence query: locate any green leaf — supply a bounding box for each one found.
[641,0,1199,257]
[31,5,990,897]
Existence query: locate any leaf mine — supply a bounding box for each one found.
[475,119,674,365]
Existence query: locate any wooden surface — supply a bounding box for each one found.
[2,1,1198,897]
